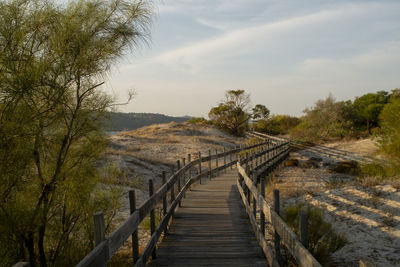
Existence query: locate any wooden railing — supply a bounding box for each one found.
[236,135,322,267]
[76,138,274,267]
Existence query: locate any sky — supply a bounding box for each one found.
[106,0,400,117]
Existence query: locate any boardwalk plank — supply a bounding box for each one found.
[148,169,267,267]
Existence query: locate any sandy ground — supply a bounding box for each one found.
[268,139,400,266]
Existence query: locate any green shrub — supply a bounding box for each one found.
[187,117,210,125]
[141,211,161,231]
[360,163,386,178]
[328,160,361,175]
[284,203,347,265]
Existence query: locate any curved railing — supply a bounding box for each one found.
[77,138,272,267]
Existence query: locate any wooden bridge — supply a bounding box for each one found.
[77,132,322,267]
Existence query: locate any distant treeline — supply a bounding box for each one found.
[105,112,190,131]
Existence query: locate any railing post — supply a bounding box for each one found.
[93,212,107,267]
[161,172,168,236]
[300,210,308,249]
[230,149,233,169]
[198,151,202,184]
[224,147,227,173]
[260,177,265,236]
[94,212,105,246]
[215,149,219,176]
[149,179,157,259]
[177,160,181,207]
[245,152,249,173]
[252,173,256,219]
[182,158,186,198]
[208,150,212,180]
[170,168,175,218]
[129,190,139,263]
[188,154,192,190]
[274,189,281,264]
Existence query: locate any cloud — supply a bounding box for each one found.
[151,2,384,72]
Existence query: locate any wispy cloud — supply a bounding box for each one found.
[151,2,384,72]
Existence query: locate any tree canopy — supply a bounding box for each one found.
[0,0,153,265]
[252,104,270,120]
[352,91,390,133]
[208,90,251,136]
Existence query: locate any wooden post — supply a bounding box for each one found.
[170,169,175,218]
[230,150,233,169]
[177,160,181,207]
[215,149,219,176]
[274,189,281,264]
[208,150,212,180]
[93,212,107,266]
[198,151,202,184]
[250,155,253,175]
[129,190,139,263]
[252,174,256,219]
[94,212,105,246]
[182,158,186,184]
[260,177,265,236]
[224,147,227,173]
[198,151,202,173]
[245,152,249,173]
[161,172,167,215]
[300,210,308,249]
[182,158,186,198]
[149,180,157,259]
[188,154,192,190]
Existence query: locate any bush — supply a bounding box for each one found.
[376,96,400,167]
[187,117,210,125]
[254,115,301,135]
[284,203,347,265]
[360,163,386,178]
[328,160,361,175]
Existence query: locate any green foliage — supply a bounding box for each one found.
[291,95,354,142]
[284,203,347,265]
[360,163,387,179]
[208,90,251,136]
[353,91,390,133]
[0,0,153,265]
[376,95,400,167]
[254,115,300,135]
[328,161,361,176]
[252,104,270,120]
[186,117,210,125]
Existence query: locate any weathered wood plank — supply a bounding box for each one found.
[237,163,322,267]
[237,178,279,267]
[149,169,267,267]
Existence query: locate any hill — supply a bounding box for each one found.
[105,112,190,131]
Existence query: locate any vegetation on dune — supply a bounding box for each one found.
[376,94,400,170]
[284,203,347,265]
[253,114,301,135]
[208,90,251,136]
[0,0,154,265]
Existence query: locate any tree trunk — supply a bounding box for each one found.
[38,224,47,267]
[25,233,36,267]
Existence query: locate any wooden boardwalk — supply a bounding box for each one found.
[149,168,267,267]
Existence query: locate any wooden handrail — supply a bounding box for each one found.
[77,137,274,266]
[237,155,322,267]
